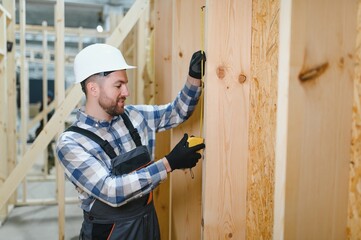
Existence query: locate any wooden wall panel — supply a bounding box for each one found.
[170,0,204,239]
[247,0,279,239]
[202,0,252,239]
[274,0,357,239]
[154,0,173,239]
[348,1,361,238]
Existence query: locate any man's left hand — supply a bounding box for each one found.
[189,51,206,79]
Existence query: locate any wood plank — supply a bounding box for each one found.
[0,2,8,222]
[135,2,148,104]
[273,0,357,239]
[15,24,109,37]
[19,0,28,158]
[347,1,361,238]
[153,0,173,238]
[0,84,83,213]
[0,4,11,21]
[202,0,252,239]
[54,1,66,239]
[247,0,280,239]
[4,0,17,210]
[170,0,204,239]
[106,0,149,48]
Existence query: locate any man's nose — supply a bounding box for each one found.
[121,84,130,97]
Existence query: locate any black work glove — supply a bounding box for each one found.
[166,133,205,171]
[188,50,206,79]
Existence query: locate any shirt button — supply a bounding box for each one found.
[95,123,99,127]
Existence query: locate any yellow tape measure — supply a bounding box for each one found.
[187,5,206,179]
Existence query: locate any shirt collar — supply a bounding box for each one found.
[76,108,121,128]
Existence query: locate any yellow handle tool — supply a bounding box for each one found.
[187,136,204,148]
[187,136,204,179]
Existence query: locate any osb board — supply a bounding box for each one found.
[347,1,361,239]
[247,0,279,239]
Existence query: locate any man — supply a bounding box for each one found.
[56,43,206,239]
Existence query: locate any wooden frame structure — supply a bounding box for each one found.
[0,1,13,223]
[0,0,360,239]
[0,0,150,238]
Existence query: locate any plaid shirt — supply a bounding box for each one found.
[56,80,201,211]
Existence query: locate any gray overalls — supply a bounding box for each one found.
[67,113,161,240]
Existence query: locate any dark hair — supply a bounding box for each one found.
[80,71,114,94]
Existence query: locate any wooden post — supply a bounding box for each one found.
[42,20,50,174]
[19,0,28,205]
[54,1,65,239]
[273,0,357,239]
[0,2,11,223]
[153,0,173,238]
[135,1,148,104]
[4,0,16,213]
[170,0,204,239]
[202,0,252,239]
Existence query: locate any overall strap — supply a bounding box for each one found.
[121,113,142,147]
[65,126,117,159]
[65,113,141,158]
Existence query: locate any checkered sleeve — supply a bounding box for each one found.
[56,132,168,207]
[133,80,202,132]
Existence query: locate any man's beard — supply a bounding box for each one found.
[99,95,126,117]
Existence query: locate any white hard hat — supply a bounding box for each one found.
[73,43,136,83]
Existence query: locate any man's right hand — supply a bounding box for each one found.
[165,133,205,171]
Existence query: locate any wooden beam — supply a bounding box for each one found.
[15,24,110,37]
[0,84,83,213]
[4,0,17,212]
[54,1,66,239]
[202,0,252,239]
[135,2,149,104]
[153,0,173,238]
[273,0,357,239]
[170,1,204,239]
[19,0,28,161]
[0,2,9,222]
[106,0,149,48]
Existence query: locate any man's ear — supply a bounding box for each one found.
[87,81,99,97]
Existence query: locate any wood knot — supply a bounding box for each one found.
[298,62,329,82]
[238,74,247,84]
[216,66,226,79]
[179,51,183,58]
